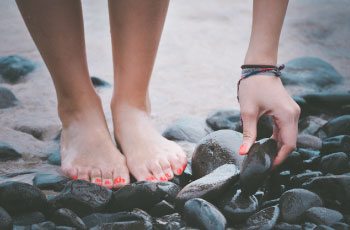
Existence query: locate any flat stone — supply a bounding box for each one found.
[319,152,349,175]
[89,220,152,230]
[176,164,239,208]
[279,188,323,224]
[90,76,111,88]
[304,207,343,226]
[274,222,302,230]
[319,115,350,138]
[0,181,47,215]
[290,171,323,188]
[0,55,36,84]
[322,135,350,155]
[297,134,322,150]
[149,200,175,217]
[191,130,244,179]
[47,148,61,166]
[13,211,45,226]
[245,205,279,230]
[53,208,86,229]
[299,116,327,136]
[184,198,226,230]
[0,141,21,161]
[51,180,112,216]
[240,139,277,195]
[0,86,19,109]
[33,173,70,192]
[217,189,258,224]
[0,207,13,230]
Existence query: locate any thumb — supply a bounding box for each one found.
[239,112,258,155]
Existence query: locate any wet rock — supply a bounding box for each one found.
[162,117,210,143]
[191,130,244,178]
[319,115,350,138]
[278,151,304,174]
[304,207,343,226]
[240,138,277,195]
[0,86,19,109]
[31,221,56,230]
[302,175,350,213]
[275,222,302,230]
[0,141,21,161]
[51,180,112,216]
[206,109,241,131]
[279,188,323,223]
[217,189,258,224]
[13,211,45,226]
[149,200,175,217]
[47,148,61,166]
[176,164,239,208]
[290,171,323,188]
[132,209,153,224]
[299,116,327,136]
[315,225,335,230]
[259,198,280,210]
[154,213,184,230]
[319,152,349,175]
[82,212,148,229]
[322,135,350,155]
[0,181,47,215]
[0,55,36,84]
[331,222,349,230]
[90,76,111,88]
[111,181,180,212]
[245,205,279,230]
[183,198,226,230]
[90,220,153,230]
[298,148,321,160]
[53,208,86,229]
[33,173,70,192]
[0,207,13,230]
[281,57,344,89]
[297,134,322,150]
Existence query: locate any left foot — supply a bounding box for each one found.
[111,101,187,182]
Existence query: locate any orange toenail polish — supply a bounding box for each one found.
[182,164,187,170]
[121,178,125,183]
[238,144,247,155]
[177,168,183,175]
[160,177,166,181]
[114,177,121,184]
[165,173,171,179]
[146,177,156,181]
[82,178,87,181]
[95,178,102,183]
[73,176,78,180]
[105,181,111,185]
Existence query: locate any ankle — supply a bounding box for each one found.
[111,94,151,115]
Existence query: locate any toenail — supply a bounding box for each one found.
[121,178,125,183]
[82,178,87,181]
[95,178,102,183]
[104,181,111,185]
[114,177,121,184]
[160,177,166,181]
[182,164,187,170]
[73,176,78,180]
[165,173,171,179]
[146,177,156,181]
[177,168,183,174]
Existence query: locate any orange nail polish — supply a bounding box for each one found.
[105,180,111,185]
[238,144,247,155]
[121,178,125,183]
[182,164,187,170]
[146,177,156,181]
[114,177,121,184]
[165,173,171,179]
[160,177,166,181]
[95,178,102,183]
[82,178,87,181]
[73,176,78,180]
[177,168,183,175]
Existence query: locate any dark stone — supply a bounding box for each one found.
[14,125,44,140]
[299,116,327,136]
[56,226,76,230]
[319,115,350,138]
[162,117,210,143]
[0,55,36,84]
[0,141,21,161]
[304,207,343,226]
[331,222,350,230]
[47,148,61,166]
[82,212,148,229]
[279,188,323,224]
[154,213,184,230]
[290,171,323,188]
[149,200,175,217]
[0,181,47,215]
[322,135,350,155]
[319,152,349,175]
[13,211,45,226]
[293,96,308,118]
[191,130,244,179]
[51,180,112,216]
[269,170,291,189]
[240,138,277,195]
[217,189,258,224]
[175,164,239,209]
[30,221,56,230]
[0,86,19,109]
[275,222,302,230]
[245,205,279,230]
[183,198,226,230]
[315,225,335,230]
[90,76,111,88]
[132,209,153,224]
[298,148,321,160]
[259,198,280,210]
[0,206,13,230]
[13,226,31,230]
[304,222,318,230]
[302,175,350,213]
[89,220,152,230]
[302,156,322,171]
[281,57,344,89]
[52,208,86,229]
[33,173,70,192]
[278,151,304,174]
[111,181,180,212]
[297,134,322,150]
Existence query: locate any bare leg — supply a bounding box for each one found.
[109,0,187,182]
[16,0,129,188]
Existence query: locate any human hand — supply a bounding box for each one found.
[237,74,300,168]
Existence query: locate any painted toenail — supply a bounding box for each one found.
[146,177,156,181]
[104,181,111,185]
[182,164,187,170]
[73,176,78,180]
[95,178,102,183]
[82,178,87,181]
[165,173,171,179]
[177,168,183,174]
[114,177,121,184]
[160,177,166,181]
[121,178,125,183]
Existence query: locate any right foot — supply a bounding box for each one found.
[59,96,130,189]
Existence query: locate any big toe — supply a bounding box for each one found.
[112,168,130,189]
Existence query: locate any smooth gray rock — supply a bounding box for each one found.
[245,205,279,230]
[322,135,350,155]
[30,221,56,230]
[0,207,13,230]
[53,208,86,229]
[319,115,350,138]
[33,173,69,192]
[13,211,45,226]
[297,134,322,150]
[274,222,302,230]
[304,207,343,226]
[0,86,19,109]
[90,76,111,88]
[290,171,323,188]
[0,55,36,84]
[47,148,61,166]
[154,213,185,230]
[0,141,21,161]
[299,116,327,136]
[319,152,349,175]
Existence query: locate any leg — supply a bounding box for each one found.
[108,0,187,182]
[16,0,129,188]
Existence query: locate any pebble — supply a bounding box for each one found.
[0,141,21,161]
[0,86,19,109]
[274,222,302,230]
[13,211,45,226]
[299,116,327,136]
[217,189,258,224]
[184,198,226,230]
[0,206,13,230]
[297,134,322,150]
[319,115,350,138]
[89,220,153,230]
[149,200,175,217]
[176,164,239,208]
[191,130,244,178]
[33,173,70,192]
[14,125,44,140]
[90,76,111,88]
[47,148,61,166]
[240,138,277,195]
[319,152,349,175]
[279,188,323,224]
[0,181,47,215]
[304,207,343,226]
[245,205,280,230]
[82,212,148,229]
[321,135,350,155]
[30,221,56,230]
[290,171,323,188]
[331,222,350,230]
[154,213,184,230]
[53,208,86,229]
[51,180,112,216]
[162,117,210,143]
[0,55,36,84]
[206,109,241,131]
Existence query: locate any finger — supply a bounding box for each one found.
[273,123,298,167]
[239,110,258,155]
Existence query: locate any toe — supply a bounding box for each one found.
[62,166,78,180]
[77,167,89,181]
[177,150,188,171]
[90,168,102,185]
[169,154,184,176]
[101,170,113,189]
[131,166,156,182]
[149,161,167,182]
[159,158,174,180]
[112,168,130,189]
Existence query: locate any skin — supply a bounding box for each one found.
[238,0,301,167]
[16,0,187,189]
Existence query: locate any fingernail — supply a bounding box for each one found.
[177,168,183,175]
[114,177,121,184]
[160,177,166,181]
[95,178,102,183]
[182,164,187,170]
[104,180,111,185]
[165,173,171,179]
[238,144,247,155]
[73,176,78,180]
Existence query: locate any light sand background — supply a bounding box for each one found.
[0,0,349,177]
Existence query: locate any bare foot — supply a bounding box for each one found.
[111,102,187,182]
[59,96,130,189]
